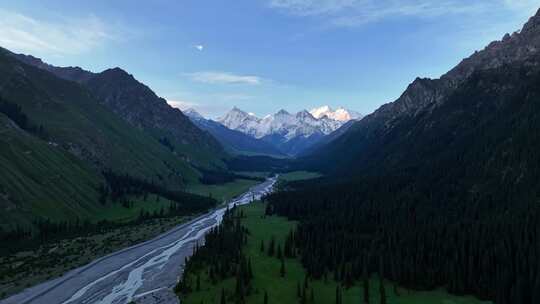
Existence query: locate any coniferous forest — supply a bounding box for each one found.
[176,206,254,303]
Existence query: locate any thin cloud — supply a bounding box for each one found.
[267,0,538,27]
[186,71,263,85]
[193,44,204,51]
[0,9,124,55]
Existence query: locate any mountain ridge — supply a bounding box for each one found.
[307,8,540,172]
[6,48,225,169]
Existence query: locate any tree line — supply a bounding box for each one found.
[0,96,48,139]
[101,169,216,214]
[0,171,218,253]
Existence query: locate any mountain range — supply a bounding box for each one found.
[215,106,362,155]
[184,109,286,157]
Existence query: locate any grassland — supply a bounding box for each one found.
[186,179,260,204]
[279,171,322,182]
[180,203,492,304]
[91,194,175,223]
[0,114,103,229]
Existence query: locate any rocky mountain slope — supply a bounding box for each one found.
[306,8,540,181]
[11,51,225,168]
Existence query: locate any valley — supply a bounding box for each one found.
[1,3,540,304]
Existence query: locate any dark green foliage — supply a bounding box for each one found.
[379,276,386,304]
[267,236,276,257]
[221,288,226,304]
[280,257,286,277]
[335,285,342,304]
[101,170,217,214]
[198,169,264,185]
[277,244,283,260]
[177,207,253,302]
[0,97,47,139]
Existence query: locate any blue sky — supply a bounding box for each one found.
[0,1,538,118]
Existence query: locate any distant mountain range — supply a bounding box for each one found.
[214,106,362,155]
[184,109,286,157]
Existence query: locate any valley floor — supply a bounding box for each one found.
[0,214,192,300]
[0,178,260,301]
[180,202,492,304]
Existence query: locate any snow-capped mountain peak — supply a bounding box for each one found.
[216,106,362,155]
[218,106,361,140]
[309,105,362,121]
[217,107,262,137]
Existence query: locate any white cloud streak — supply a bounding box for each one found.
[167,97,234,118]
[186,71,263,85]
[167,99,199,110]
[0,9,123,55]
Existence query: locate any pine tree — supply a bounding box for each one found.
[221,288,226,304]
[268,236,275,256]
[533,273,540,304]
[379,276,386,304]
[300,287,307,304]
[248,258,254,280]
[235,270,244,299]
[280,257,286,277]
[196,274,201,291]
[310,288,315,304]
[260,240,265,253]
[363,268,370,304]
[264,290,269,304]
[335,285,342,304]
